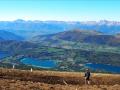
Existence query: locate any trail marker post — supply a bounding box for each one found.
[13,65,15,69]
[31,68,33,72]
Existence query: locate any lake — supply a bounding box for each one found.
[21,58,57,68]
[85,63,120,73]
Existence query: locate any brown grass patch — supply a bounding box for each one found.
[0,68,119,90]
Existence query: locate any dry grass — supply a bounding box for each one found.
[0,68,119,90]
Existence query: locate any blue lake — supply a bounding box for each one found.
[21,58,57,68]
[85,63,120,73]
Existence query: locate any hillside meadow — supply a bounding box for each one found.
[0,68,119,90]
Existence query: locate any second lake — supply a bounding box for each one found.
[85,63,120,73]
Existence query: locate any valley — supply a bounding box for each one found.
[0,39,120,73]
[0,21,120,73]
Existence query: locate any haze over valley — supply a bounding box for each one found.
[0,19,120,73]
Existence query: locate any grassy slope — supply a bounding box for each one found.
[0,68,119,90]
[0,68,119,84]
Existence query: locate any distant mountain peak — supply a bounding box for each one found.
[14,19,26,23]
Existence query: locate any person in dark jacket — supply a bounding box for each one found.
[84,69,91,85]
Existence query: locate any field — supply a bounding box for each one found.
[0,68,119,90]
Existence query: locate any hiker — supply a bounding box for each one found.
[84,69,91,85]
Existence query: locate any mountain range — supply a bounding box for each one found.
[32,30,120,47]
[1,19,120,38]
[1,19,120,47]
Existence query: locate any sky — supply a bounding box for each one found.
[0,0,120,21]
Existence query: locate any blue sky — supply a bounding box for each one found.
[0,0,120,21]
